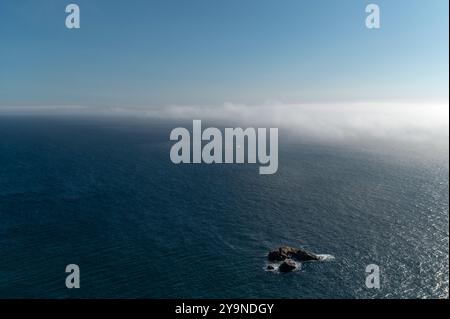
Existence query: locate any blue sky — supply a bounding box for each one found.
[0,0,448,108]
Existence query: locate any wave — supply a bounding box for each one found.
[316,254,335,261]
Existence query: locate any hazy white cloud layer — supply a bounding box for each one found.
[126,102,449,145]
[1,102,448,145]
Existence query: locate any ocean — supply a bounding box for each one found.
[0,115,448,298]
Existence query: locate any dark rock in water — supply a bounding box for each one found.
[268,250,285,261]
[279,259,297,273]
[266,265,275,270]
[292,248,319,262]
[268,246,319,262]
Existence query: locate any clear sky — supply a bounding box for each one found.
[0,0,448,108]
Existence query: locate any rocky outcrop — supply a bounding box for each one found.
[278,259,297,273]
[268,246,319,262]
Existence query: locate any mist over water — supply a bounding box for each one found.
[0,114,448,298]
[3,102,447,145]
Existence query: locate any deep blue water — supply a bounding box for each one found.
[0,116,448,298]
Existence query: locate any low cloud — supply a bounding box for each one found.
[142,102,449,146]
[1,102,448,145]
